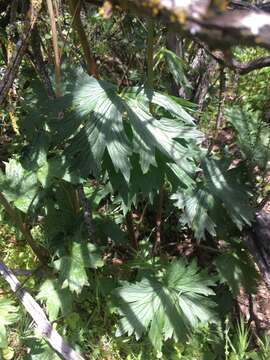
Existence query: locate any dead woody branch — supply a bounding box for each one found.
[87,0,270,50]
[0,260,85,360]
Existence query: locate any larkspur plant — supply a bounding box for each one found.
[0,1,270,359]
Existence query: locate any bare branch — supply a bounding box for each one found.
[219,54,270,75]
[86,0,270,50]
[0,260,85,360]
[199,44,270,75]
[195,39,270,75]
[235,56,270,75]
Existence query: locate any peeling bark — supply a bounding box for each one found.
[193,58,217,111]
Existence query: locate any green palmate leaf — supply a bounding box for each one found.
[124,97,201,174]
[105,151,195,211]
[0,159,39,213]
[115,277,186,346]
[95,216,127,245]
[172,158,254,240]
[171,188,216,240]
[202,158,253,229]
[103,155,164,211]
[53,242,104,294]
[114,260,216,351]
[0,298,20,348]
[128,156,165,202]
[122,86,196,125]
[163,48,192,95]
[44,187,78,246]
[67,76,132,180]
[167,162,196,190]
[216,248,259,296]
[66,76,201,184]
[21,130,82,188]
[37,279,73,321]
[227,106,270,169]
[165,260,215,297]
[22,131,49,169]
[23,337,61,360]
[37,156,82,188]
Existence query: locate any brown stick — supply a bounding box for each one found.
[77,184,96,241]
[46,0,61,97]
[210,50,270,75]
[30,26,56,99]
[0,192,50,264]
[126,211,138,249]
[215,66,226,133]
[0,260,84,360]
[68,0,99,78]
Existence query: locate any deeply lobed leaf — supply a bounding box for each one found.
[66,76,202,187]
[114,260,216,350]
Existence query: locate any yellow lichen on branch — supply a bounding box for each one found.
[8,112,20,135]
[174,9,187,24]
[212,0,228,12]
[99,0,113,18]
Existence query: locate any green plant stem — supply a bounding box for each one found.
[145,19,164,255]
[153,186,164,256]
[0,192,50,264]
[0,260,84,360]
[78,184,96,242]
